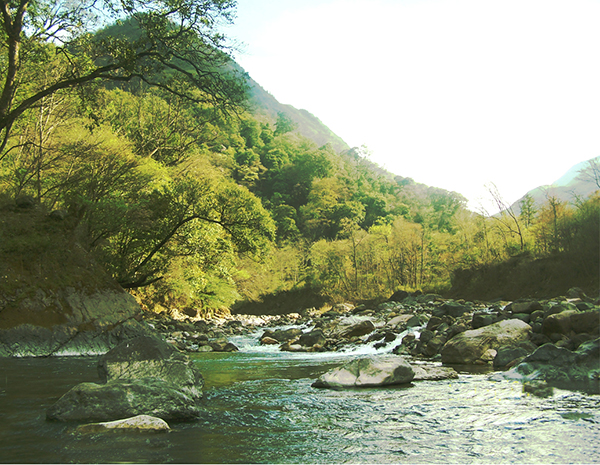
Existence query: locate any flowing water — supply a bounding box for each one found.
[1,327,599,464]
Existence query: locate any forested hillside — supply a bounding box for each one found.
[0,0,597,317]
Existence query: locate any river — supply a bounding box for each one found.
[1,327,599,463]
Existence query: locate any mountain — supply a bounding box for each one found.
[244,75,349,153]
[509,156,599,214]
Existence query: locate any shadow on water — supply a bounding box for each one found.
[1,349,599,463]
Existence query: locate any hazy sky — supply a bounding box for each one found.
[226,0,600,211]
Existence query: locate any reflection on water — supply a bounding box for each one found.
[1,347,599,463]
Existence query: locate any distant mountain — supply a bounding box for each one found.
[509,156,600,214]
[244,75,349,153]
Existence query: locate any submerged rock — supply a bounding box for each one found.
[75,415,170,433]
[312,355,414,389]
[441,319,531,365]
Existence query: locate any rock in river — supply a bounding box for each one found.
[312,355,414,389]
[509,338,600,394]
[98,335,204,400]
[47,336,204,422]
[441,319,532,365]
[76,415,170,434]
[46,378,201,422]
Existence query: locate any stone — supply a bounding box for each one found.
[262,328,303,342]
[298,329,326,348]
[441,319,532,365]
[339,320,376,338]
[542,310,600,336]
[425,335,447,357]
[312,356,414,389]
[46,378,202,422]
[506,300,543,314]
[472,312,494,329]
[412,365,458,381]
[388,314,420,329]
[440,301,471,318]
[260,336,279,345]
[511,338,600,394]
[76,415,170,434]
[493,343,536,369]
[97,336,204,400]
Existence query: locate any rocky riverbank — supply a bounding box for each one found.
[146,287,599,394]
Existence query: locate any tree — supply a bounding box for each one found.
[0,0,247,155]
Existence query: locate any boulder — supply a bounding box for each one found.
[260,336,279,345]
[542,309,599,337]
[505,300,543,314]
[98,336,204,400]
[493,341,537,369]
[509,339,600,394]
[438,301,471,318]
[75,415,170,434]
[312,356,414,389]
[297,329,326,348]
[339,320,376,338]
[261,328,302,342]
[441,319,532,365]
[46,378,202,422]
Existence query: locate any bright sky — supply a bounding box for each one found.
[227,0,600,212]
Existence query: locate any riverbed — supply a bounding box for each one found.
[1,329,599,463]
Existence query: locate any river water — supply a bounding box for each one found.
[1,328,599,464]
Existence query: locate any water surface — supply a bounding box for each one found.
[1,334,599,463]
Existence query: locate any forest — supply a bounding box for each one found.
[0,0,598,317]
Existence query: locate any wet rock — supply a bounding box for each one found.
[262,328,303,343]
[441,319,532,365]
[46,378,201,422]
[339,320,376,339]
[412,365,458,381]
[312,356,414,389]
[387,314,420,329]
[510,338,600,394]
[523,381,554,398]
[209,340,239,352]
[493,341,537,369]
[98,335,204,400]
[76,415,170,434]
[297,329,326,349]
[260,336,279,345]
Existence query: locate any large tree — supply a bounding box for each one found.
[0,0,247,155]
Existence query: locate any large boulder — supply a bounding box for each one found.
[441,319,532,365]
[312,356,414,389]
[98,336,204,400]
[46,378,201,422]
[542,309,599,337]
[509,338,600,394]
